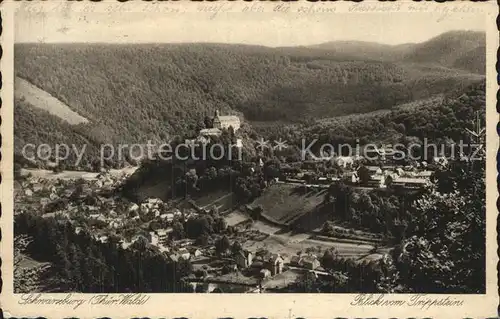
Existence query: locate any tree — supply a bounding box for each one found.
[195,233,209,246]
[213,217,227,233]
[130,235,149,251]
[395,160,485,293]
[172,221,185,240]
[215,235,231,256]
[231,241,243,255]
[357,165,371,184]
[204,115,213,129]
[321,249,337,271]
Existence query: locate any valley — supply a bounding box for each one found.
[13,29,487,294]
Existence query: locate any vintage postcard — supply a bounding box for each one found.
[1,1,498,318]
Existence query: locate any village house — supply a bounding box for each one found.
[260,269,271,279]
[234,250,253,269]
[178,248,191,260]
[433,156,449,167]
[164,213,175,222]
[109,220,124,229]
[389,176,430,189]
[291,254,321,270]
[235,139,243,148]
[149,231,159,246]
[265,254,284,275]
[177,239,195,248]
[335,156,354,168]
[351,172,360,184]
[168,253,180,263]
[189,248,203,258]
[156,228,173,245]
[300,255,321,270]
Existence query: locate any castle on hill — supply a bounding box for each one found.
[213,110,240,131]
[193,110,242,148]
[199,110,241,137]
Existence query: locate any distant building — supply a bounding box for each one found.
[260,269,271,279]
[109,220,124,229]
[300,255,320,270]
[190,248,203,257]
[235,138,243,148]
[235,250,253,269]
[156,228,173,245]
[290,255,301,266]
[149,231,159,246]
[265,254,284,275]
[335,156,354,168]
[212,110,240,131]
[351,172,360,184]
[178,248,191,260]
[433,156,449,167]
[292,254,320,270]
[97,235,108,244]
[168,253,179,262]
[389,176,430,189]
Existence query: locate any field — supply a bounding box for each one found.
[224,211,250,227]
[21,167,137,181]
[242,224,376,260]
[195,191,238,213]
[251,184,326,226]
[15,77,89,125]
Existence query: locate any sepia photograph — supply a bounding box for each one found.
[1,1,498,318]
[12,5,488,295]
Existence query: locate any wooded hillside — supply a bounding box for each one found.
[14,31,485,168]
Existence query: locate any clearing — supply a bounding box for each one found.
[15,77,89,125]
[21,167,138,181]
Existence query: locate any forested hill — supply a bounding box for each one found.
[16,31,484,128]
[14,31,484,168]
[308,31,485,74]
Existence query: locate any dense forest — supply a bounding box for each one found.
[258,80,486,157]
[14,31,484,158]
[15,213,194,293]
[307,30,485,74]
[14,98,106,169]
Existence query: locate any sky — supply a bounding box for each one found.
[16,6,485,46]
